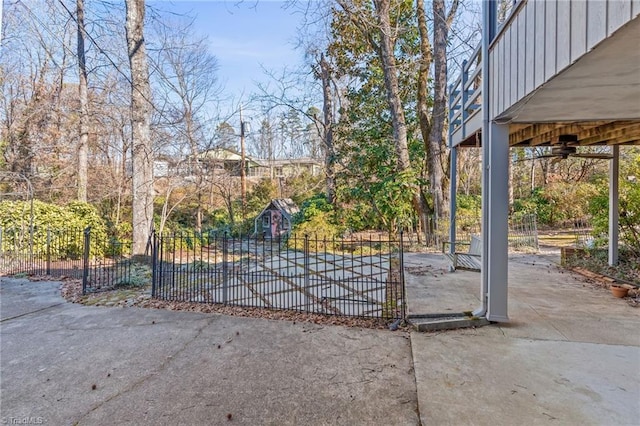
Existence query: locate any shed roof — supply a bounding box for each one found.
[258,198,299,219]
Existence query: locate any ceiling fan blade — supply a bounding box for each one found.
[512,154,559,162]
[572,153,614,159]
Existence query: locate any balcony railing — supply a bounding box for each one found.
[448,44,483,147]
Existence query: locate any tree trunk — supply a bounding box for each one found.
[373,0,410,172]
[319,53,336,204]
[415,0,434,239]
[125,0,154,256]
[426,0,453,226]
[76,0,88,202]
[373,0,425,237]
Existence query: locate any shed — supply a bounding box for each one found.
[254,199,299,238]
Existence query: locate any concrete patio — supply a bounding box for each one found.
[1,248,639,425]
[406,249,640,425]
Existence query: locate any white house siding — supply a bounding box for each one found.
[489,0,640,120]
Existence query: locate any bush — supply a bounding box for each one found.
[0,200,107,258]
[288,194,342,250]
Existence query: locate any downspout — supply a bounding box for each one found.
[474,0,497,318]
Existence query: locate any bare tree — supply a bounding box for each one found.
[416,0,459,227]
[318,53,336,204]
[334,0,426,236]
[150,19,220,232]
[125,0,154,255]
[76,0,89,202]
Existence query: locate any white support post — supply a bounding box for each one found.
[486,123,510,322]
[475,0,499,318]
[609,146,620,266]
[449,147,458,254]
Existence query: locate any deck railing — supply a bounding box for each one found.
[448,45,483,146]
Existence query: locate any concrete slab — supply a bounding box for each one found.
[0,277,418,426]
[404,253,480,315]
[409,252,640,425]
[412,329,639,425]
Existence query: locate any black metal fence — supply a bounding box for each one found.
[0,227,405,321]
[0,227,133,294]
[151,232,406,320]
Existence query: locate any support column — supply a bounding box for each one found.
[475,0,499,318]
[486,122,510,322]
[609,146,620,266]
[449,147,458,254]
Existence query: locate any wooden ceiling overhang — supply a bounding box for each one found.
[456,120,640,148]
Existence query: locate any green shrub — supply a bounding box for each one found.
[288,194,342,251]
[0,200,107,258]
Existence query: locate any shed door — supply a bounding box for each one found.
[262,213,271,237]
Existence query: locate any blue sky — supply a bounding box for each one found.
[157,1,307,111]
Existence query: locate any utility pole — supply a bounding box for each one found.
[239,105,247,218]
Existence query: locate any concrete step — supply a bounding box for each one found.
[407,313,490,332]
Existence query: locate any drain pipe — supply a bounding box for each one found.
[474,0,497,318]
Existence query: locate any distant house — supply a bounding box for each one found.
[254,199,300,238]
[151,148,323,182]
[126,156,178,178]
[248,158,323,179]
[195,148,260,177]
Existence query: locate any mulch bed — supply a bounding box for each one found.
[568,267,640,307]
[56,277,406,331]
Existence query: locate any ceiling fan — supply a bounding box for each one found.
[519,140,613,162]
[537,143,613,160]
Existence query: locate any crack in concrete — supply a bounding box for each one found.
[0,303,65,323]
[71,315,216,424]
[408,333,423,426]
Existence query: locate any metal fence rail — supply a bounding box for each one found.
[416,214,539,251]
[0,227,406,321]
[152,232,405,320]
[0,227,86,278]
[508,214,539,250]
[0,227,132,294]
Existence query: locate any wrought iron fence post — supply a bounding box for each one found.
[46,227,51,275]
[304,234,310,312]
[151,230,157,298]
[82,227,91,295]
[222,232,229,304]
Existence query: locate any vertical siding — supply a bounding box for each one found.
[491,44,498,119]
[495,35,507,116]
[544,0,557,80]
[524,1,535,94]
[534,0,546,89]
[556,0,571,71]
[608,0,632,35]
[517,13,526,100]
[570,0,587,63]
[510,19,519,107]
[504,28,511,111]
[488,0,638,119]
[587,1,607,50]
[497,36,504,115]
